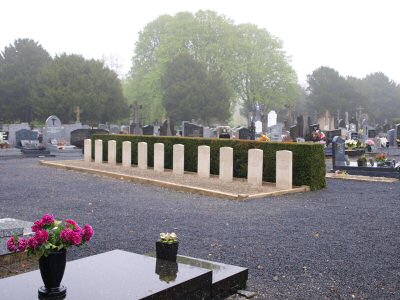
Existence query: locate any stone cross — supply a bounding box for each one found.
[74,106,82,123]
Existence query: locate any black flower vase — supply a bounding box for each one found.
[38,250,67,299]
[156,241,179,262]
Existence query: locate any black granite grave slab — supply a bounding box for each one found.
[0,250,212,300]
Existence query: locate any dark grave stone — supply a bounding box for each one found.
[249,121,255,140]
[367,129,376,139]
[388,129,396,147]
[351,132,358,140]
[332,136,346,168]
[183,122,203,137]
[334,118,338,129]
[297,115,304,138]
[70,129,109,148]
[217,126,231,139]
[238,127,250,140]
[160,120,175,136]
[327,130,344,144]
[289,124,298,140]
[338,119,346,128]
[129,123,142,135]
[142,125,154,136]
[15,129,38,148]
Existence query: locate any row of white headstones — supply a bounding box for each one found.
[84,139,293,189]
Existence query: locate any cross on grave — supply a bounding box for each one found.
[74,106,82,123]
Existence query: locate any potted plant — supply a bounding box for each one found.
[156,232,178,262]
[375,153,388,166]
[357,155,367,167]
[365,139,375,152]
[7,214,94,298]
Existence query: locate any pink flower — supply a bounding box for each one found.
[18,238,27,252]
[83,224,94,241]
[60,229,74,242]
[71,232,82,246]
[66,219,79,229]
[32,220,44,232]
[35,230,49,245]
[7,236,18,252]
[41,214,55,225]
[27,237,40,250]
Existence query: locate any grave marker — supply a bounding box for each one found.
[138,142,148,169]
[122,141,131,167]
[108,140,117,165]
[95,140,103,163]
[84,139,92,162]
[173,144,184,175]
[247,149,263,186]
[332,136,346,168]
[198,146,210,178]
[219,147,233,182]
[276,150,292,189]
[154,143,164,173]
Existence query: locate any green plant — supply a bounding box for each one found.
[358,155,367,162]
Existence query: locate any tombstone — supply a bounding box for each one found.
[197,146,210,178]
[109,125,120,134]
[297,116,304,138]
[382,121,390,133]
[122,141,132,167]
[142,125,154,136]
[351,132,358,140]
[138,142,148,169]
[375,124,383,135]
[44,115,65,145]
[130,123,142,135]
[7,123,30,146]
[160,120,175,136]
[219,147,233,182]
[267,110,277,128]
[203,127,213,138]
[247,149,263,186]
[388,129,396,147]
[289,125,298,140]
[367,129,376,139]
[95,140,103,164]
[349,123,357,133]
[70,129,109,149]
[276,150,292,190]
[217,126,231,139]
[182,122,203,137]
[63,123,87,144]
[108,140,117,165]
[249,121,255,140]
[15,129,38,148]
[154,143,164,173]
[173,144,184,175]
[270,124,283,142]
[98,124,108,131]
[254,120,263,134]
[84,139,92,162]
[238,127,250,140]
[332,136,346,168]
[338,119,346,128]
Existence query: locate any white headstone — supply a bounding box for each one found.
[138,142,148,169]
[198,145,210,178]
[84,139,92,162]
[122,141,131,167]
[44,115,65,144]
[255,120,263,134]
[108,140,117,165]
[219,147,233,182]
[247,149,263,186]
[154,143,164,173]
[276,150,292,189]
[267,110,277,127]
[173,144,185,175]
[95,139,103,163]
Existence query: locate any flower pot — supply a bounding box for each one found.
[156,241,179,262]
[38,250,67,299]
[357,160,366,167]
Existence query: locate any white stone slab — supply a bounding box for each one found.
[95,140,103,163]
[173,144,184,175]
[198,145,210,178]
[108,140,117,165]
[84,139,92,162]
[122,141,131,167]
[219,147,233,182]
[154,143,164,173]
[247,149,263,186]
[276,150,292,189]
[138,142,148,170]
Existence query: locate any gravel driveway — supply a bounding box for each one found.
[1,157,399,299]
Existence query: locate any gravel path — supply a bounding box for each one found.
[1,157,399,299]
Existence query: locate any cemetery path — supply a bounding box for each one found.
[0,157,399,299]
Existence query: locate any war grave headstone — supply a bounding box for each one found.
[182,122,203,137]
[332,136,346,168]
[71,129,109,148]
[270,124,283,142]
[142,125,154,136]
[238,127,250,140]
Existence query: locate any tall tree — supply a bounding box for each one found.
[162,53,230,125]
[0,38,51,122]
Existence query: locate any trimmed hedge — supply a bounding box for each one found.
[92,134,326,191]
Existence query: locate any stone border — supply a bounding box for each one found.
[40,160,310,200]
[326,173,399,183]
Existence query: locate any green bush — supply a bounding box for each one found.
[92,134,326,191]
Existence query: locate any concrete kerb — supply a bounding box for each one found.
[39,160,311,200]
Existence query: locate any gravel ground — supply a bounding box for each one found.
[1,156,400,299]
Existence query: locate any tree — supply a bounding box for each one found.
[162,53,230,125]
[0,38,51,122]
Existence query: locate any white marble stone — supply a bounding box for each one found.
[198,145,210,178]
[154,143,164,172]
[219,147,233,182]
[173,144,184,175]
[276,150,293,189]
[95,139,103,163]
[108,140,117,165]
[138,142,148,170]
[247,149,263,186]
[84,139,92,162]
[122,141,131,167]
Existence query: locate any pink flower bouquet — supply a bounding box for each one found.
[7,214,94,258]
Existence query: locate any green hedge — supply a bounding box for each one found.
[92,134,326,191]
